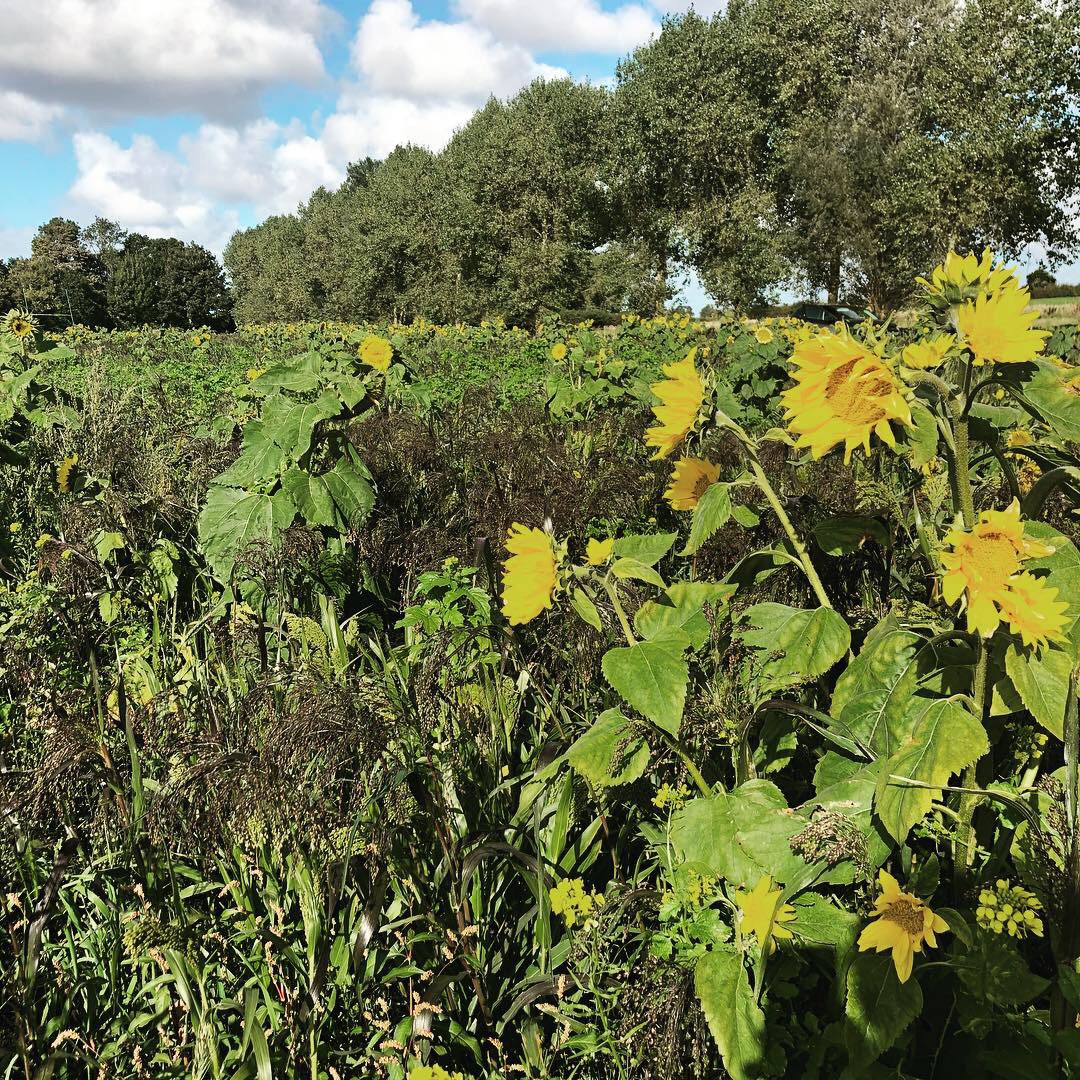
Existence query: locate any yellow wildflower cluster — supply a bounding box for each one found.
[651,782,690,810]
[408,1065,468,1080]
[549,878,604,929]
[976,880,1043,939]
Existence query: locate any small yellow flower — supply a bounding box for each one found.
[781,331,912,463]
[359,335,394,372]
[551,342,568,361]
[501,524,558,625]
[8,522,20,534]
[585,537,614,566]
[1006,428,1034,448]
[549,878,603,928]
[651,782,690,810]
[664,457,721,511]
[901,333,955,370]
[976,879,1043,939]
[644,349,705,459]
[858,869,948,983]
[955,282,1049,366]
[56,454,79,493]
[736,875,796,954]
[36,533,53,549]
[246,367,266,382]
[754,325,774,345]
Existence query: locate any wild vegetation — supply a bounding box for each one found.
[2,250,1080,1078]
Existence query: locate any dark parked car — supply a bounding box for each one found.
[791,302,872,326]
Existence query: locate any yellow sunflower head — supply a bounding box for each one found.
[56,453,79,493]
[4,309,37,340]
[918,249,1016,308]
[501,523,559,626]
[900,333,955,370]
[736,875,795,954]
[551,342,568,361]
[857,869,948,983]
[644,349,705,460]
[997,572,1070,650]
[781,330,912,463]
[664,457,721,511]
[359,335,394,372]
[1007,428,1034,448]
[955,281,1049,366]
[940,500,1063,643]
[754,325,774,345]
[585,537,614,566]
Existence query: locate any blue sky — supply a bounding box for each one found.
[0,0,1071,310]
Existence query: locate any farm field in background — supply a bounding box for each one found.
[3,253,1080,1079]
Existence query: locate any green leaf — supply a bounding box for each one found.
[874,697,989,842]
[98,591,120,625]
[634,581,735,649]
[680,482,732,555]
[906,399,939,468]
[1023,523,1080,658]
[198,486,296,581]
[567,709,650,787]
[670,780,807,887]
[568,586,602,631]
[844,953,922,1073]
[955,935,1049,1006]
[813,515,888,556]
[601,629,689,735]
[1005,643,1072,739]
[320,458,375,526]
[1022,360,1080,442]
[93,530,125,562]
[613,532,676,566]
[610,557,666,589]
[732,504,761,528]
[281,467,337,527]
[740,604,850,692]
[830,628,922,757]
[259,390,341,462]
[695,949,766,1080]
[809,754,892,877]
[215,419,287,487]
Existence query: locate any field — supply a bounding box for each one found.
[3,270,1080,1080]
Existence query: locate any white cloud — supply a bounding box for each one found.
[454,0,657,52]
[353,0,565,103]
[0,91,65,143]
[0,0,334,127]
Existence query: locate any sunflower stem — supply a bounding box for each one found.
[747,456,833,610]
[603,581,637,648]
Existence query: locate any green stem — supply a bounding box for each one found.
[603,580,637,647]
[954,639,987,883]
[747,457,833,610]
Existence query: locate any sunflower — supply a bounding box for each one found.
[501,524,558,625]
[664,457,721,511]
[754,325,774,345]
[955,282,1049,366]
[585,537,614,566]
[56,454,79,493]
[781,331,912,463]
[644,349,704,459]
[901,334,954,370]
[359,335,394,372]
[858,869,948,983]
[736,875,796,954]
[940,500,1063,643]
[3,309,37,339]
[1007,428,1034,448]
[551,342,568,361]
[996,572,1070,650]
[917,249,1015,307]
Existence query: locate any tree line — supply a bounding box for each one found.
[0,217,232,330]
[5,0,1078,329]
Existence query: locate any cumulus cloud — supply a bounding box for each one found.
[0,0,334,129]
[352,0,565,103]
[0,91,65,143]
[453,0,657,53]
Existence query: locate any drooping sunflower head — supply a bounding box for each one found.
[955,282,1049,366]
[664,457,721,511]
[501,523,559,625]
[644,349,705,460]
[736,875,795,954]
[56,453,79,493]
[3,309,37,340]
[900,333,955,370]
[940,500,1064,644]
[781,330,912,463]
[857,869,948,983]
[359,335,394,372]
[917,249,1016,309]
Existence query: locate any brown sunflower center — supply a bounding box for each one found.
[692,473,713,500]
[882,898,925,936]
